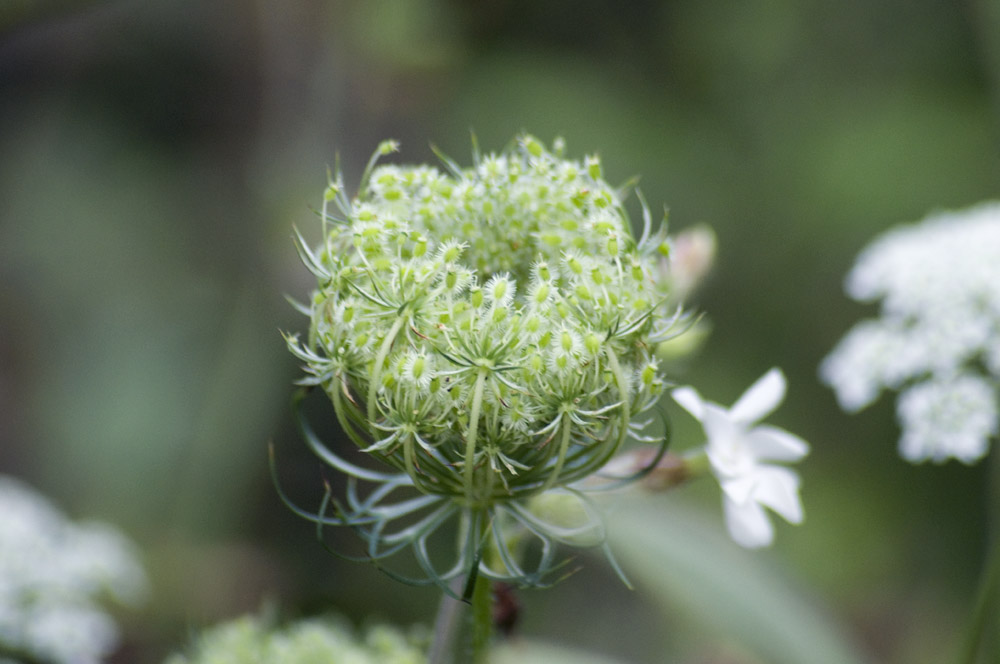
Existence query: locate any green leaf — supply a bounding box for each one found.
[608,496,871,664]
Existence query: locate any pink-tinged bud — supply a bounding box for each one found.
[665,224,716,300]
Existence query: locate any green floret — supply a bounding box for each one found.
[164,614,426,664]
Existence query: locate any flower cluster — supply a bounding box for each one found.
[0,475,148,664]
[821,202,1000,463]
[283,136,685,588]
[164,614,426,664]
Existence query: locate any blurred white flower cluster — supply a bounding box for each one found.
[821,202,1000,463]
[0,475,148,664]
[164,614,425,664]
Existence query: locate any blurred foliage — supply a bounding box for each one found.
[609,495,871,664]
[1,0,998,661]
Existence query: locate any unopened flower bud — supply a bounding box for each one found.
[522,135,544,157]
[586,155,601,180]
[377,139,400,155]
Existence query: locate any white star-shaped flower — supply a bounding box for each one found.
[672,369,809,548]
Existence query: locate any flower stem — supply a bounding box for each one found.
[958,446,1000,664]
[605,348,630,452]
[470,572,493,663]
[465,369,488,502]
[958,543,1000,664]
[539,413,571,493]
[368,314,407,424]
[428,574,493,664]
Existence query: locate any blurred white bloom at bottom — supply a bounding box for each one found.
[165,613,426,664]
[672,369,809,548]
[0,475,148,664]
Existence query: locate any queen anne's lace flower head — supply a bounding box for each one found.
[283,136,688,590]
[821,202,1000,463]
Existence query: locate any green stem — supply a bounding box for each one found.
[402,436,429,491]
[470,573,493,663]
[465,369,488,502]
[427,573,493,664]
[958,445,1000,664]
[958,543,1000,664]
[540,413,572,493]
[330,377,372,451]
[368,314,407,424]
[605,347,631,453]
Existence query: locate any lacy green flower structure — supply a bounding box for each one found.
[282,135,685,593]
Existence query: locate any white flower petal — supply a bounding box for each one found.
[723,496,774,548]
[752,466,804,524]
[701,404,741,452]
[671,386,706,421]
[745,425,809,462]
[719,475,757,504]
[730,368,786,424]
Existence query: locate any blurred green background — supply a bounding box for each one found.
[2,1,998,662]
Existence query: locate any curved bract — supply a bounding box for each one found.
[282,135,684,590]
